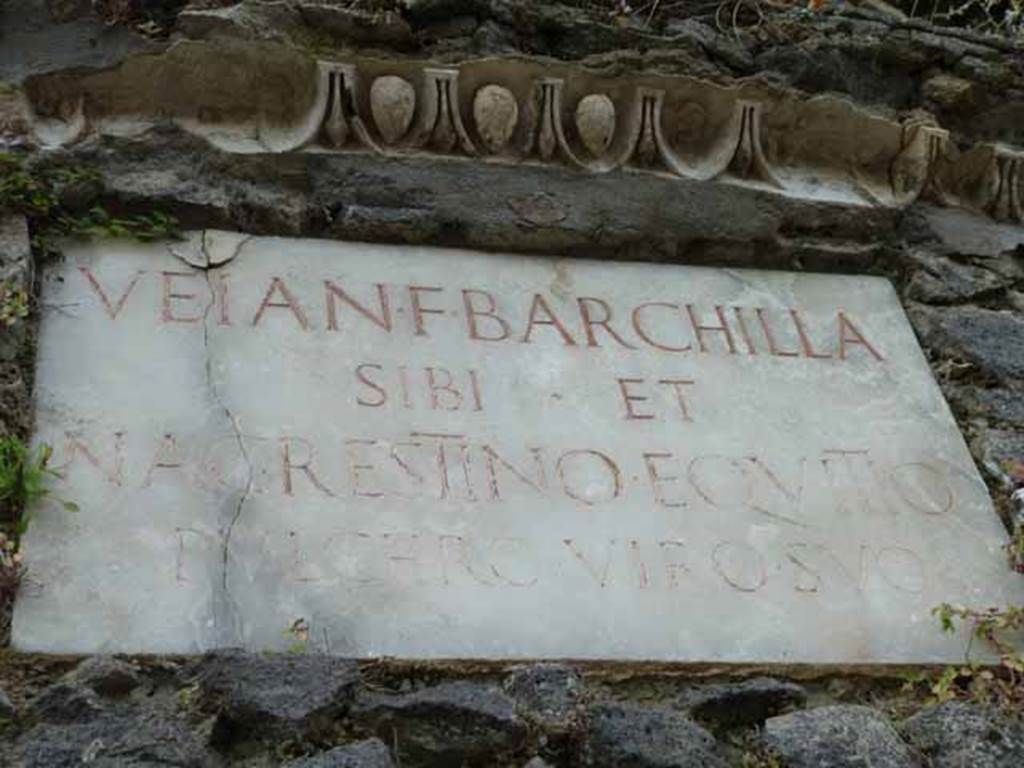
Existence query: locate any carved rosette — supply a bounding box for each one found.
[473,84,519,154]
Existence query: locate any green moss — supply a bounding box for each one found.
[0,152,181,256]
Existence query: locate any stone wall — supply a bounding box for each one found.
[2,652,1024,766]
[1,2,1024,766]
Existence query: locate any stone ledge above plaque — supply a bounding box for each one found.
[13,233,1022,662]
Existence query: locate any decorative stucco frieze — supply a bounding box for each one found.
[12,47,1024,226]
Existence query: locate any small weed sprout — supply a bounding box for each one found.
[0,281,28,327]
[1,152,180,256]
[0,436,78,532]
[915,476,1024,713]
[0,532,23,614]
[915,602,1024,711]
[283,617,311,654]
[0,437,77,618]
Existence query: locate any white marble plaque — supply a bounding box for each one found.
[14,233,1023,661]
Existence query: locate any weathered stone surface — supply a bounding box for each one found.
[0,0,159,83]
[355,681,527,765]
[973,429,1024,488]
[0,687,15,720]
[678,677,805,728]
[902,701,1024,768]
[284,738,397,768]
[9,14,1021,228]
[964,387,1024,428]
[297,4,413,47]
[905,250,1011,303]
[665,18,753,72]
[51,130,906,272]
[584,702,725,768]
[369,75,416,145]
[13,234,1023,661]
[473,84,519,152]
[0,214,33,442]
[504,664,584,731]
[64,656,142,698]
[912,305,1024,385]
[14,712,214,767]
[923,73,977,106]
[196,650,360,741]
[921,207,1024,259]
[764,705,915,768]
[25,682,104,725]
[0,4,1022,766]
[574,94,615,157]
[0,215,31,298]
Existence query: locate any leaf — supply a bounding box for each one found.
[62,501,79,512]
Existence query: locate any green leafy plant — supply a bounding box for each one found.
[917,603,1024,711]
[0,435,78,629]
[1,152,180,256]
[0,436,77,533]
[0,152,100,217]
[56,207,181,243]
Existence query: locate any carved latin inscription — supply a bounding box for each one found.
[15,235,1022,660]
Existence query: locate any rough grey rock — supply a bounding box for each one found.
[354,680,527,766]
[0,214,33,445]
[921,207,1024,259]
[664,18,753,72]
[297,4,413,47]
[0,214,32,366]
[284,738,397,768]
[25,682,104,725]
[910,305,1024,386]
[902,701,1024,768]
[584,702,726,768]
[175,2,301,43]
[923,73,978,110]
[964,387,1024,427]
[973,428,1024,488]
[0,0,160,83]
[905,250,1011,303]
[195,650,360,743]
[0,214,31,287]
[678,677,806,728]
[61,131,902,273]
[755,41,919,112]
[975,250,1024,283]
[504,664,584,731]
[764,705,915,768]
[65,656,142,698]
[0,687,15,720]
[14,711,214,767]
[471,19,519,55]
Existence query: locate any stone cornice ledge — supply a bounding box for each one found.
[14,42,1023,226]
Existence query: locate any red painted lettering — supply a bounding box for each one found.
[462,289,510,341]
[253,277,309,329]
[521,294,576,345]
